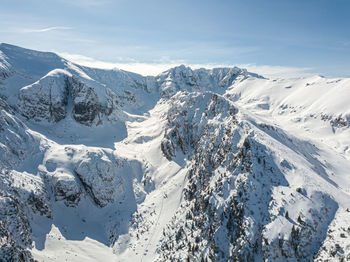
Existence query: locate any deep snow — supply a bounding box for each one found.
[1,43,350,261]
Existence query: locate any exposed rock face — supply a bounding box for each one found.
[157,65,262,97]
[158,92,282,261]
[0,170,52,219]
[16,64,260,127]
[161,91,238,160]
[0,170,51,262]
[74,150,126,207]
[68,76,104,126]
[0,98,42,252]
[0,98,37,170]
[50,172,82,207]
[17,71,106,126]
[17,70,133,126]
[262,191,337,261]
[0,194,35,262]
[158,92,339,261]
[1,44,350,262]
[314,208,350,261]
[18,69,69,122]
[0,52,13,81]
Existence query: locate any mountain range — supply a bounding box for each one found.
[0,43,350,262]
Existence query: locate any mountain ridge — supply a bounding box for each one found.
[0,43,350,261]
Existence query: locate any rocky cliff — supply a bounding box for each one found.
[1,43,350,262]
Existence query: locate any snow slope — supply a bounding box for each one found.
[0,43,350,262]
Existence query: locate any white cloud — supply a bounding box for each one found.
[23,27,72,33]
[237,64,314,78]
[59,52,180,75]
[59,52,314,78]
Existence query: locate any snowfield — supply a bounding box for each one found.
[0,43,350,262]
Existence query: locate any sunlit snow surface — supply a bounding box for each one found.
[1,43,350,261]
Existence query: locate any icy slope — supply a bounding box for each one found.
[0,43,350,262]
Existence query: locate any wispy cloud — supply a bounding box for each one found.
[58,52,178,75]
[23,26,72,33]
[237,64,314,78]
[59,52,315,78]
[61,0,113,8]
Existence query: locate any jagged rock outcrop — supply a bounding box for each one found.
[158,92,284,261]
[74,150,126,207]
[0,51,13,81]
[17,70,122,126]
[158,91,338,261]
[0,98,38,170]
[262,191,337,261]
[157,65,262,97]
[161,91,238,160]
[0,195,35,262]
[68,76,105,125]
[49,171,82,207]
[18,69,69,122]
[0,44,349,262]
[0,170,51,262]
[314,208,350,261]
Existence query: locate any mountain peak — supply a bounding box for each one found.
[1,43,350,261]
[0,43,61,60]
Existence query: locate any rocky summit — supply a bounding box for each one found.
[1,43,350,262]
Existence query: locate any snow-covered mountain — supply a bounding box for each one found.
[1,43,350,262]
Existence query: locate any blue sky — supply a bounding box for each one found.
[1,0,350,77]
